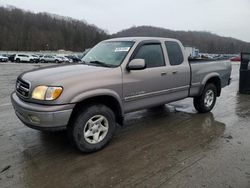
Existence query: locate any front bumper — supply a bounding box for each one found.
[11,92,75,131]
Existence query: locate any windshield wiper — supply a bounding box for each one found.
[88,60,114,68]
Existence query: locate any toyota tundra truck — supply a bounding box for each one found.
[11,37,232,153]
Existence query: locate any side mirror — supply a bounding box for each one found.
[127,59,146,71]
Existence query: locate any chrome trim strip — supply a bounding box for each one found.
[124,85,189,102]
[191,82,201,87]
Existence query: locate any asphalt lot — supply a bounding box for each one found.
[0,62,250,188]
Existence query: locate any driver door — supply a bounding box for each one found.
[123,42,169,112]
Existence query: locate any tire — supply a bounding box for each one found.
[69,104,116,153]
[41,59,45,63]
[193,83,217,113]
[16,58,20,63]
[55,60,59,63]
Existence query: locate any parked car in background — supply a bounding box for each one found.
[0,55,9,62]
[14,54,33,63]
[63,56,73,63]
[31,55,40,63]
[66,55,81,62]
[8,54,16,62]
[56,56,73,63]
[40,55,63,63]
[213,55,229,60]
[230,56,241,62]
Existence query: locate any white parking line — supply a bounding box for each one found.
[0,103,11,107]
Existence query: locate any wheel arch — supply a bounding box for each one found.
[201,75,221,97]
[69,91,124,126]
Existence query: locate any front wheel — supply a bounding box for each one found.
[69,104,116,153]
[193,84,217,113]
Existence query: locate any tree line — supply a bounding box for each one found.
[114,26,250,54]
[1,6,250,54]
[0,6,108,52]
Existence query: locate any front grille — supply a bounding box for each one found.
[16,79,30,98]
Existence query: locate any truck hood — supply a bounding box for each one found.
[18,64,122,105]
[21,64,111,85]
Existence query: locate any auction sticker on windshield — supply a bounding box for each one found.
[115,47,130,52]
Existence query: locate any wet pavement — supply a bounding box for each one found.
[0,62,250,188]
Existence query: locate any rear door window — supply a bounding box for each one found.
[165,41,184,66]
[134,44,165,68]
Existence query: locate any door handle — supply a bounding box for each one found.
[172,70,178,74]
[161,72,167,76]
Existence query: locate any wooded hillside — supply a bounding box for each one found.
[0,6,108,51]
[114,26,250,54]
[1,6,250,54]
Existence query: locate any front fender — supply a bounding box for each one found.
[70,89,124,114]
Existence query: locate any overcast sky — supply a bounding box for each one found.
[1,0,250,42]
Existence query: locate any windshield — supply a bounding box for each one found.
[81,41,134,67]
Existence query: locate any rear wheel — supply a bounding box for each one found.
[193,83,217,113]
[16,58,20,63]
[69,104,116,153]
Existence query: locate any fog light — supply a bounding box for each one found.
[28,115,40,124]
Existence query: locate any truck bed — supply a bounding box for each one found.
[189,60,232,97]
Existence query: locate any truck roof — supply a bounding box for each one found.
[105,37,180,43]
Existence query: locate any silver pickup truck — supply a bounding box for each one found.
[11,37,232,152]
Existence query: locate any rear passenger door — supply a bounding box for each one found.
[123,41,169,112]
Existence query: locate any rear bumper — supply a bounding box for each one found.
[11,92,75,131]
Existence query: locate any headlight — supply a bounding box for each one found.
[32,86,63,101]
